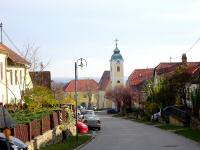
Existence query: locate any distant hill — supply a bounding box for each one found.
[53,76,128,84]
[52,77,101,84]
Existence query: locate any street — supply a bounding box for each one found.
[81,111,200,150]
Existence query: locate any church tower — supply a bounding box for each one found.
[110,39,124,88]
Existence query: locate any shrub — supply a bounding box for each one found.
[24,86,58,112]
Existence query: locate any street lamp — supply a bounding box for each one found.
[75,58,87,145]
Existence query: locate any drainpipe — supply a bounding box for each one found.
[5,55,8,104]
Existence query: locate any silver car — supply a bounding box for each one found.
[83,110,101,130]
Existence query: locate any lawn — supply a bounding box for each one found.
[40,135,92,150]
[157,124,200,142]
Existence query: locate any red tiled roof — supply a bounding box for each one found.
[0,43,29,64]
[129,68,154,86]
[155,62,200,75]
[64,79,98,92]
[98,71,110,90]
[186,65,200,75]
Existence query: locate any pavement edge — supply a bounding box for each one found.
[74,135,95,150]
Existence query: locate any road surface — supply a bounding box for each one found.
[81,111,200,150]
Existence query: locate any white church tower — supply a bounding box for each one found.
[110,39,124,88]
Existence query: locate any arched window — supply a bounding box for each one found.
[117,80,120,83]
[117,66,120,72]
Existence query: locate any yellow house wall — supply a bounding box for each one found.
[66,91,97,107]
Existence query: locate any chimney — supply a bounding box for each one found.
[182,53,187,65]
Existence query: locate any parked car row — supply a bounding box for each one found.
[77,109,101,132]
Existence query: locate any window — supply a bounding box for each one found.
[10,70,13,85]
[15,70,18,85]
[117,66,120,72]
[20,70,22,84]
[117,80,120,83]
[0,62,3,80]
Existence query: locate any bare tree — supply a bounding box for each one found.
[85,80,98,109]
[106,85,132,112]
[51,81,65,101]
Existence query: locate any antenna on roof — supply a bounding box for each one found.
[170,56,172,63]
[0,23,3,43]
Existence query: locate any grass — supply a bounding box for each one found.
[39,135,92,150]
[156,124,185,130]
[175,128,200,142]
[156,124,200,142]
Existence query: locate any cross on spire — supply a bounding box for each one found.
[114,38,118,47]
[0,23,3,43]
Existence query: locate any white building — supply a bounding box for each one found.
[0,43,33,104]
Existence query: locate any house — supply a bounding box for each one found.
[98,71,112,109]
[29,71,51,89]
[154,54,200,83]
[0,43,33,104]
[63,79,98,108]
[154,54,200,107]
[128,68,154,108]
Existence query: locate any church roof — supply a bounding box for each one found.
[110,46,123,61]
[98,71,110,91]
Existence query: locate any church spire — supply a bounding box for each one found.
[114,38,118,48]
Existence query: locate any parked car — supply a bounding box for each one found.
[0,133,28,150]
[107,108,118,114]
[151,111,161,121]
[83,110,101,130]
[77,121,88,134]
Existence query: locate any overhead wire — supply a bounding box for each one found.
[170,37,200,60]
[2,28,22,55]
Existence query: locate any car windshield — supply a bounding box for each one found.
[84,111,95,116]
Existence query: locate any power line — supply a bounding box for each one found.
[2,28,22,54]
[170,37,200,61]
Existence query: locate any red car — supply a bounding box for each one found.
[77,121,88,134]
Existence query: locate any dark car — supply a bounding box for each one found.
[107,108,118,114]
[0,133,27,150]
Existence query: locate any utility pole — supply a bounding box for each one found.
[0,23,3,43]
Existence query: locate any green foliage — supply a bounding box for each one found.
[10,108,54,124]
[144,101,159,118]
[39,135,91,150]
[190,85,200,118]
[144,78,176,108]
[65,108,75,125]
[24,86,58,112]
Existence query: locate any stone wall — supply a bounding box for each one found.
[191,117,200,130]
[169,115,184,127]
[26,124,76,150]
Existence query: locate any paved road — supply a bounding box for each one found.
[81,111,200,150]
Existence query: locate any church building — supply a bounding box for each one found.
[98,40,124,109]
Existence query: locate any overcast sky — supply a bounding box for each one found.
[1,0,200,79]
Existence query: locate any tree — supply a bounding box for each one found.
[85,80,98,109]
[24,86,58,112]
[51,81,65,101]
[106,86,132,112]
[190,85,200,119]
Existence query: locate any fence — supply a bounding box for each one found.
[12,110,66,143]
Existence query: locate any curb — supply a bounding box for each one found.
[74,135,95,150]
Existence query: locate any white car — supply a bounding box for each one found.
[151,111,161,121]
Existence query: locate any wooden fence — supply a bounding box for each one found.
[12,110,66,142]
